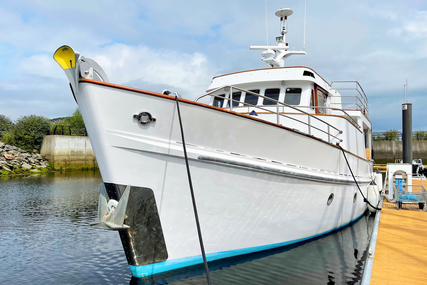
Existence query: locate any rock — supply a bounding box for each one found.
[0,143,50,175]
[4,153,13,160]
[20,153,29,158]
[2,166,11,172]
[21,163,32,170]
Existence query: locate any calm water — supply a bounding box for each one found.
[0,173,374,285]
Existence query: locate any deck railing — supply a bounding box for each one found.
[331,81,368,116]
[195,86,357,144]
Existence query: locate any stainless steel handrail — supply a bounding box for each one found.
[196,86,346,143]
[331,81,369,115]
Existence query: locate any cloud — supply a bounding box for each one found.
[89,43,217,100]
[19,54,65,80]
[404,11,427,39]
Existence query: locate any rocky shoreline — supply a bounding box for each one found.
[0,142,51,176]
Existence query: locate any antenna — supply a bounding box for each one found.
[265,0,269,46]
[303,0,307,51]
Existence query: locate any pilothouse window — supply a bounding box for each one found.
[263,88,280,105]
[213,94,225,108]
[284,88,302,105]
[232,92,242,107]
[244,89,260,106]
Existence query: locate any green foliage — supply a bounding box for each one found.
[0,114,13,141]
[13,115,51,151]
[69,109,85,129]
[51,108,86,136]
[414,131,427,141]
[384,129,399,141]
[373,135,385,141]
[2,131,15,145]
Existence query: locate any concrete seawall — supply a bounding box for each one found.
[373,141,427,163]
[40,135,97,170]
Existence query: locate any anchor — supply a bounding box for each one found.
[90,184,130,230]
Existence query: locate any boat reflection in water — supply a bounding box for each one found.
[131,213,375,285]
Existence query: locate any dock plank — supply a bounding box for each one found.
[371,206,427,285]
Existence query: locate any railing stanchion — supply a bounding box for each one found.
[328,125,330,143]
[308,115,311,135]
[230,86,233,111]
[276,104,280,124]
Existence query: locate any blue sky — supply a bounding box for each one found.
[1,0,427,131]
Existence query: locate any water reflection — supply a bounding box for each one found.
[0,173,374,284]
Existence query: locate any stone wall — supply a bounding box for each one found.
[40,135,97,170]
[373,141,427,163]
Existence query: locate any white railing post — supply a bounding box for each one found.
[328,125,331,143]
[276,104,280,124]
[230,86,233,111]
[308,115,311,135]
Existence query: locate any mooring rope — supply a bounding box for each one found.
[175,96,212,285]
[338,144,382,211]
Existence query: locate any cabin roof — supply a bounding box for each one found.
[207,66,331,92]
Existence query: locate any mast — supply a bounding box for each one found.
[250,8,306,67]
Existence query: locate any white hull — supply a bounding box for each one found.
[76,81,371,276]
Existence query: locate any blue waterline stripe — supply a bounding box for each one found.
[129,212,365,278]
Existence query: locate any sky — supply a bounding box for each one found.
[1,0,427,131]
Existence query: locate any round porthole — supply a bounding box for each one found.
[327,193,334,206]
[353,193,357,203]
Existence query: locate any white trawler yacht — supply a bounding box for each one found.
[54,8,374,278]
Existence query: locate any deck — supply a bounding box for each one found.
[370,200,427,284]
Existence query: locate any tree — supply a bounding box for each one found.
[69,108,86,135]
[13,115,51,151]
[414,131,427,141]
[51,108,86,136]
[0,114,13,141]
[384,129,399,141]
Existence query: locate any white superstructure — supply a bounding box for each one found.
[54,7,373,278]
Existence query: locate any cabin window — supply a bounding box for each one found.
[263,88,280,105]
[317,89,328,114]
[284,88,302,105]
[232,91,242,107]
[213,94,225,108]
[303,70,315,78]
[244,89,260,106]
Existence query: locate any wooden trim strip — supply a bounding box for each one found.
[79,79,368,162]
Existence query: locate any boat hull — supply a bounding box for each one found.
[76,80,371,277]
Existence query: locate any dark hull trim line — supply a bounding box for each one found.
[198,156,370,185]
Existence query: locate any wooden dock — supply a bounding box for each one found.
[370,200,427,284]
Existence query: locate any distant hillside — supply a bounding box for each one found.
[50,116,70,122]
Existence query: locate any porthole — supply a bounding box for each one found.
[327,193,334,206]
[353,193,357,203]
